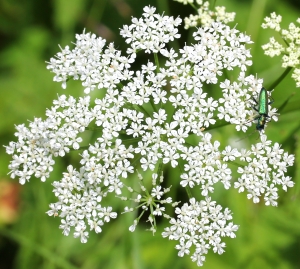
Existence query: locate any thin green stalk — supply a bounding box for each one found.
[190,3,197,10]
[122,137,142,145]
[246,0,267,44]
[156,0,170,15]
[131,225,143,269]
[154,53,160,72]
[186,185,193,199]
[156,160,164,182]
[268,67,293,90]
[129,175,143,269]
[210,0,217,10]
[136,104,151,117]
[277,92,295,113]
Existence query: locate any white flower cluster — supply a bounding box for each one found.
[6,6,295,266]
[176,0,235,29]
[6,95,92,184]
[235,135,294,206]
[46,33,133,94]
[262,12,300,87]
[120,7,181,54]
[162,197,238,266]
[261,12,282,31]
[47,165,118,243]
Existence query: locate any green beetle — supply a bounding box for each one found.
[251,87,273,132]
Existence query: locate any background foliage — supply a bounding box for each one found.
[0,0,300,268]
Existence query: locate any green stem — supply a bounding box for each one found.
[156,160,164,182]
[154,53,160,72]
[211,0,217,9]
[149,97,158,113]
[127,103,151,118]
[186,185,193,199]
[135,104,151,117]
[190,3,198,10]
[277,92,296,113]
[156,0,170,15]
[268,67,293,90]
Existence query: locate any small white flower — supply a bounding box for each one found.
[151,186,164,199]
[99,206,117,222]
[74,224,89,243]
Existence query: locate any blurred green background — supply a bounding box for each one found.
[1,0,300,268]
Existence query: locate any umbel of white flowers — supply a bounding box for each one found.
[262,12,300,88]
[5,6,294,267]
